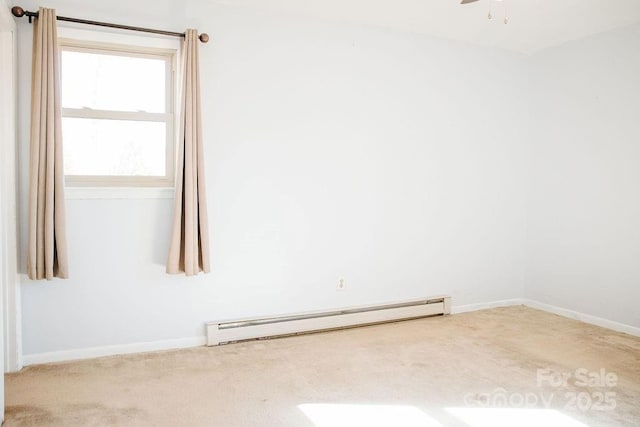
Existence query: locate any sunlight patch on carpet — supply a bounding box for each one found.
[298,404,442,427]
[445,408,589,427]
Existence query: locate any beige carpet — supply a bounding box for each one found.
[4,306,640,426]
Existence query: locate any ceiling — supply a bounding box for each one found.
[212,0,640,54]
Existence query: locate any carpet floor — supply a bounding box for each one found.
[4,306,640,426]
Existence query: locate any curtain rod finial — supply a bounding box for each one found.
[199,33,209,43]
[11,6,26,17]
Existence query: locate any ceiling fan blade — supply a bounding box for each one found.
[460,0,480,4]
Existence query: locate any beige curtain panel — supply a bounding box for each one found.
[27,7,69,280]
[167,29,211,276]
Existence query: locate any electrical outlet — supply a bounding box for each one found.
[337,277,345,291]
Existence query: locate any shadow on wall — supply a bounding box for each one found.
[152,198,173,266]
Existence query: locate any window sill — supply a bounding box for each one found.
[64,187,175,200]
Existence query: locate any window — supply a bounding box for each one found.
[60,39,177,187]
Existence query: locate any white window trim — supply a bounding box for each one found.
[64,186,175,200]
[57,27,180,193]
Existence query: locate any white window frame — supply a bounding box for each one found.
[58,33,178,188]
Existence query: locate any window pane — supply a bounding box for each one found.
[61,50,167,113]
[63,118,166,176]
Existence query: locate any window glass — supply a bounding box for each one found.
[61,49,166,113]
[58,40,175,187]
[63,118,166,176]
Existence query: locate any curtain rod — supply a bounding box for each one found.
[11,6,209,43]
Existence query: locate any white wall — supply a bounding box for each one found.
[1,0,18,414]
[526,24,640,328]
[16,0,527,357]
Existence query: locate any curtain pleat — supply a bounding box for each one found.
[27,7,68,280]
[167,29,210,275]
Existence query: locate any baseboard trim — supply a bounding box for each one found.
[522,299,640,337]
[453,298,639,337]
[21,298,640,366]
[22,336,206,366]
[452,298,525,314]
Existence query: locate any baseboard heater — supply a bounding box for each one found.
[206,296,451,346]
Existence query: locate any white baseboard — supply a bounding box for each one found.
[453,298,640,337]
[452,298,525,314]
[20,298,640,366]
[522,299,640,337]
[22,336,206,366]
